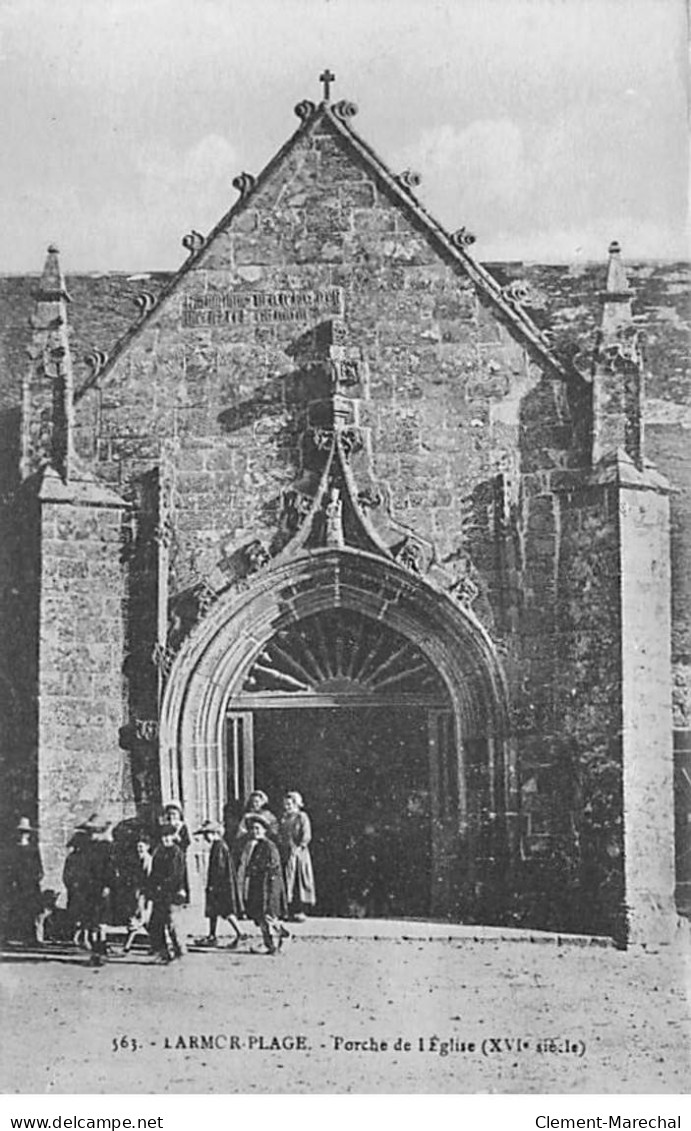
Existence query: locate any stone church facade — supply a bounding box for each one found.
[1,85,688,945]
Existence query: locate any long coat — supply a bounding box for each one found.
[279,811,316,906]
[149,843,186,908]
[80,838,117,929]
[7,841,43,940]
[162,822,191,902]
[237,837,286,923]
[205,837,241,919]
[63,840,89,924]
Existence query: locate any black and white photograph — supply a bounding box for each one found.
[0,0,689,1097]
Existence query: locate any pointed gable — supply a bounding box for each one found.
[76,96,567,403]
[68,83,578,596]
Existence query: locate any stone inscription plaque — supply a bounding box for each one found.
[182,286,344,328]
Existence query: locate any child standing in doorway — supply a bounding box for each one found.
[237,813,289,955]
[148,823,186,963]
[279,792,316,922]
[194,819,246,948]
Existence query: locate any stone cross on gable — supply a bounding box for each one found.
[320,68,335,101]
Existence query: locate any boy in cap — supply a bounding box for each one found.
[160,802,191,904]
[77,814,117,967]
[194,819,246,948]
[236,813,289,955]
[148,822,186,963]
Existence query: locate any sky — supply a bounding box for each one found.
[0,0,687,271]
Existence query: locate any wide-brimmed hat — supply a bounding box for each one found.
[163,801,184,817]
[194,819,223,836]
[16,817,36,833]
[245,811,272,829]
[75,813,112,834]
[246,790,268,807]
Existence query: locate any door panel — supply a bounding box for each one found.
[226,711,254,807]
[254,706,432,917]
[428,709,457,917]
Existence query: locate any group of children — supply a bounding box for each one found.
[193,788,317,958]
[4,789,316,965]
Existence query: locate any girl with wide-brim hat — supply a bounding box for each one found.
[235,791,279,845]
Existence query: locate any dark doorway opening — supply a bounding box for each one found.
[254,706,432,917]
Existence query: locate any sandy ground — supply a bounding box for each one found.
[0,925,689,1094]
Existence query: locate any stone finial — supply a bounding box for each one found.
[449,574,479,610]
[332,100,358,121]
[294,99,316,122]
[397,170,422,192]
[84,349,109,376]
[22,244,76,480]
[134,291,156,316]
[393,536,424,574]
[503,280,530,306]
[35,243,70,303]
[599,239,634,338]
[232,172,256,199]
[357,486,383,510]
[601,239,633,307]
[450,227,476,249]
[591,241,643,466]
[281,488,313,536]
[244,539,270,574]
[182,231,205,255]
[338,426,364,459]
[319,68,335,102]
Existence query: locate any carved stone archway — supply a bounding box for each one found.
[159,548,515,919]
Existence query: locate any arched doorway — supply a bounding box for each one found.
[159,549,515,921]
[228,607,453,917]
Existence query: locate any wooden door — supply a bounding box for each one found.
[226,711,254,809]
[428,709,458,916]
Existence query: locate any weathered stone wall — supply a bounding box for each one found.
[38,490,132,885]
[73,118,549,588]
[503,478,626,937]
[555,487,624,937]
[0,488,41,862]
[71,117,575,720]
[619,486,676,942]
[61,113,635,930]
[1,113,681,937]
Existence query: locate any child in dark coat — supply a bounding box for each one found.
[75,814,117,966]
[194,819,245,948]
[160,803,191,905]
[63,830,90,947]
[6,818,43,944]
[148,824,186,963]
[236,813,289,955]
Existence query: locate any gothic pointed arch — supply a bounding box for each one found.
[159,548,515,920]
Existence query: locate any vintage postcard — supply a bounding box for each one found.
[0,0,689,1095]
